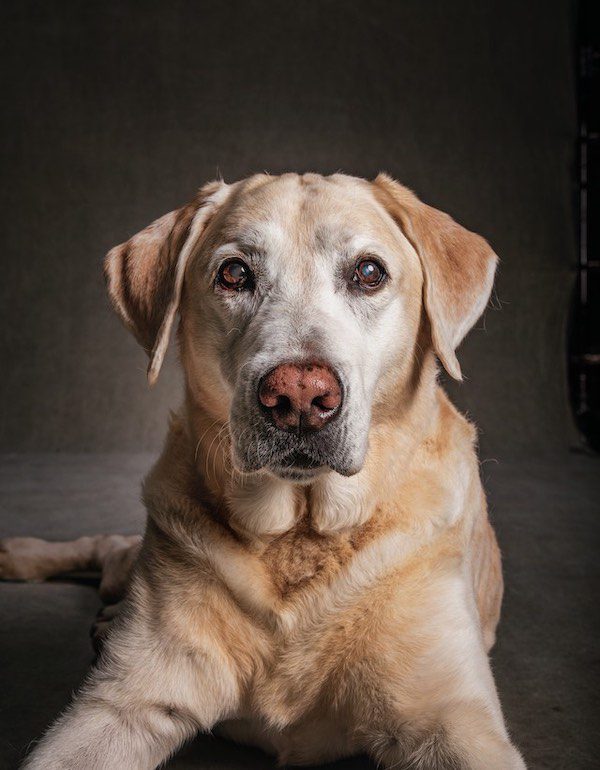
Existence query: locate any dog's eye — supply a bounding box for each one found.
[353,258,386,289]
[216,259,253,291]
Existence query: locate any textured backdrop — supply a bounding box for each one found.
[0,0,578,458]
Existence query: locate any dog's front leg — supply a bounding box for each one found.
[21,689,196,770]
[370,697,526,770]
[21,609,241,770]
[364,578,526,770]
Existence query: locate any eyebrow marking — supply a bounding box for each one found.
[218,219,282,251]
[343,235,388,256]
[214,242,241,256]
[213,240,264,259]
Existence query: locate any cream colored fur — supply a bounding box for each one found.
[0,172,524,769]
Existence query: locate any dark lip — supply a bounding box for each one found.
[281,450,323,469]
[271,468,321,476]
[269,450,326,481]
[272,465,324,482]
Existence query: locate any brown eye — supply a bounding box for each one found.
[217,259,253,291]
[354,258,386,289]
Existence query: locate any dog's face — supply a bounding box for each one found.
[105,173,497,482]
[181,174,423,481]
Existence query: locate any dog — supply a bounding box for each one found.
[0,172,525,769]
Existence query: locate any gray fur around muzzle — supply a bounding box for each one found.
[229,376,366,479]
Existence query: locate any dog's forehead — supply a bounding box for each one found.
[218,173,394,253]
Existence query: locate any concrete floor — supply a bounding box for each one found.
[0,452,598,769]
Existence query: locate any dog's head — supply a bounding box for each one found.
[105,173,497,482]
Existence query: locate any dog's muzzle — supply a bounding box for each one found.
[231,359,361,480]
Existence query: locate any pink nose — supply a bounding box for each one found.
[258,361,342,433]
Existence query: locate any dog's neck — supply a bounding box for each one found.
[183,354,440,539]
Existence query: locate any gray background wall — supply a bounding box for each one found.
[0,0,578,459]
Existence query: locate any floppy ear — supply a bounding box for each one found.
[372,173,498,381]
[104,180,230,385]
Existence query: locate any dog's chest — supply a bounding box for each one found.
[259,521,356,597]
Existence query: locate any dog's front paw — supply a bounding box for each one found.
[0,537,57,581]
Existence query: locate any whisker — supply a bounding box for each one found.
[194,419,221,462]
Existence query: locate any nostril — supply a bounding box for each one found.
[311,394,337,412]
[258,382,282,409]
[274,395,292,413]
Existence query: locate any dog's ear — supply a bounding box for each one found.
[372,173,498,380]
[104,180,230,385]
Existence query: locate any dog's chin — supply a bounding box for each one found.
[266,461,322,484]
[271,465,326,483]
[269,453,364,483]
[231,434,366,481]
[232,451,351,483]
[265,450,326,483]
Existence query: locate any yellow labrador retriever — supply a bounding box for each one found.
[0,173,525,769]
